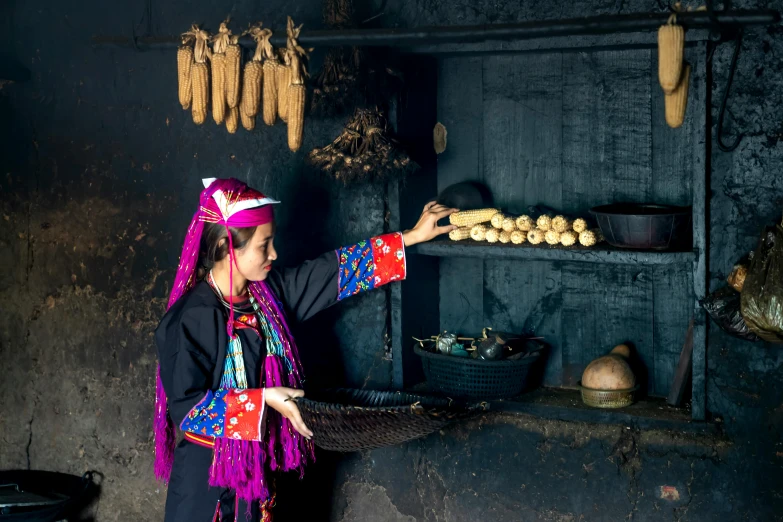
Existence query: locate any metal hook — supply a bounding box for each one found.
[717,29,744,152]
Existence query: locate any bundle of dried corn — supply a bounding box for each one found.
[307,108,416,184]
[190,27,211,125]
[658,3,700,128]
[240,25,266,130]
[177,33,195,110]
[210,21,231,125]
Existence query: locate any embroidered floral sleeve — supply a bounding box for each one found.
[180,388,266,441]
[336,232,407,301]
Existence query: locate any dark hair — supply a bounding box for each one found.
[197,223,257,279]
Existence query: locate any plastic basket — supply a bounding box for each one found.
[414,345,540,400]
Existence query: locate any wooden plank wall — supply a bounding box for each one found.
[435,47,700,396]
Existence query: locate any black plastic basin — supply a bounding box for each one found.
[589,203,692,250]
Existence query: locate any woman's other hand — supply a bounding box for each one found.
[265,387,314,439]
[402,202,459,247]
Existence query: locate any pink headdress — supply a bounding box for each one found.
[154,178,312,503]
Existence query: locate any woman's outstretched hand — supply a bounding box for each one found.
[265,387,314,439]
[402,202,459,247]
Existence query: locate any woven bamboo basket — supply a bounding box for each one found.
[578,382,639,409]
[294,388,487,452]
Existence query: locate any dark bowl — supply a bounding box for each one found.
[589,203,692,250]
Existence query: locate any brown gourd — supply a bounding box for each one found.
[582,345,636,390]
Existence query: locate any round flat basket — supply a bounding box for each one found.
[414,345,540,400]
[578,382,639,409]
[294,388,485,452]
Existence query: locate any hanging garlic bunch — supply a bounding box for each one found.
[307,107,416,184]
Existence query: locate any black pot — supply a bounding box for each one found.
[590,203,692,250]
[0,470,96,521]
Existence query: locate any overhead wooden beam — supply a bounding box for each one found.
[92,9,779,50]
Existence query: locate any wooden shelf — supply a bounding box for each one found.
[410,240,695,266]
[406,384,716,433]
[491,388,716,434]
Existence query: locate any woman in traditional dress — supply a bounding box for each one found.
[154,177,457,521]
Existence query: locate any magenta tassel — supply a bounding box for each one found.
[154,368,175,481]
[209,438,270,503]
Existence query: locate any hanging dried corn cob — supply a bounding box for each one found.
[449,227,472,241]
[515,215,534,232]
[665,63,690,129]
[240,109,256,131]
[226,106,239,134]
[490,212,505,229]
[241,26,266,121]
[210,21,231,125]
[450,209,499,228]
[286,17,309,152]
[190,27,210,125]
[470,224,487,242]
[225,34,242,109]
[177,33,195,110]
[572,218,588,233]
[658,13,684,94]
[277,48,292,122]
[261,29,279,126]
[287,57,306,151]
[511,230,526,245]
[499,230,511,244]
[527,229,544,245]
